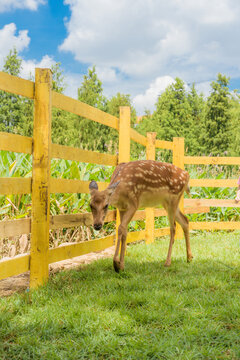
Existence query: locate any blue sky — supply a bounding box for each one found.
[0,0,240,114]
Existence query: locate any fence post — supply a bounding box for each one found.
[30,68,52,288]
[116,106,131,248]
[118,106,131,163]
[145,132,156,244]
[173,137,185,239]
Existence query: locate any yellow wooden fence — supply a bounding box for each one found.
[0,68,239,288]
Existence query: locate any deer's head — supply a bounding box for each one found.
[89,180,120,231]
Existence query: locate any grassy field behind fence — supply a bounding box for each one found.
[0,232,240,359]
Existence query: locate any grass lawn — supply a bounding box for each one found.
[0,232,240,360]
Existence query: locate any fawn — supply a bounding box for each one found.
[89,160,192,272]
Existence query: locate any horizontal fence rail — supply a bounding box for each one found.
[52,143,117,166]
[0,71,34,99]
[52,92,119,130]
[189,178,237,187]
[0,132,33,154]
[0,205,210,239]
[185,156,240,165]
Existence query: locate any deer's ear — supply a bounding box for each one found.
[89,180,98,195]
[107,181,120,197]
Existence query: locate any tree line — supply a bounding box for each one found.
[0,49,240,156]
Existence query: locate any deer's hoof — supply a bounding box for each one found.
[113,259,121,273]
[187,255,193,263]
[164,261,171,267]
[113,260,124,273]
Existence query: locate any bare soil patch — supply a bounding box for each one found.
[0,246,115,297]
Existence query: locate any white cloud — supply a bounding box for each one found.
[0,23,30,68]
[59,0,240,113]
[95,66,117,83]
[20,55,56,80]
[60,0,240,84]
[64,72,83,99]
[133,76,175,114]
[0,0,45,12]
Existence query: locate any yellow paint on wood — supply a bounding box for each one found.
[51,143,117,166]
[185,156,240,165]
[50,178,109,194]
[117,106,131,252]
[0,132,32,154]
[118,106,131,163]
[189,221,240,230]
[127,230,146,244]
[48,235,115,264]
[30,68,52,289]
[154,227,170,238]
[145,132,156,244]
[0,71,34,99]
[0,178,31,195]
[155,139,174,150]
[190,179,237,188]
[52,92,119,130]
[0,254,30,280]
[173,137,185,239]
[185,198,240,208]
[130,128,147,146]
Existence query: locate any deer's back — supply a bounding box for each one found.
[109,160,189,208]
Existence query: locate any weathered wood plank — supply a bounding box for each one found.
[0,132,32,154]
[0,254,30,280]
[0,71,34,99]
[155,139,174,150]
[130,128,147,146]
[185,156,240,165]
[50,210,116,230]
[30,68,52,288]
[190,179,237,187]
[52,92,119,130]
[0,218,31,238]
[50,178,109,194]
[48,235,115,264]
[185,198,240,208]
[51,143,117,166]
[0,178,31,194]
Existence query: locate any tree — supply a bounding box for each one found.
[74,66,112,152]
[106,92,137,154]
[228,91,240,156]
[137,78,200,155]
[51,62,75,146]
[204,74,231,155]
[0,49,30,134]
[187,83,206,154]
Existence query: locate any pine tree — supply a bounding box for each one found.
[0,49,29,134]
[74,66,111,152]
[204,74,231,155]
[228,91,240,156]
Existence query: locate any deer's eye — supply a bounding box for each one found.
[104,204,108,210]
[90,204,94,210]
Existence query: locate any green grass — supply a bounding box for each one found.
[1,232,240,359]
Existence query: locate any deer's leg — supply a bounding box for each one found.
[164,198,178,267]
[113,207,136,272]
[175,208,193,263]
